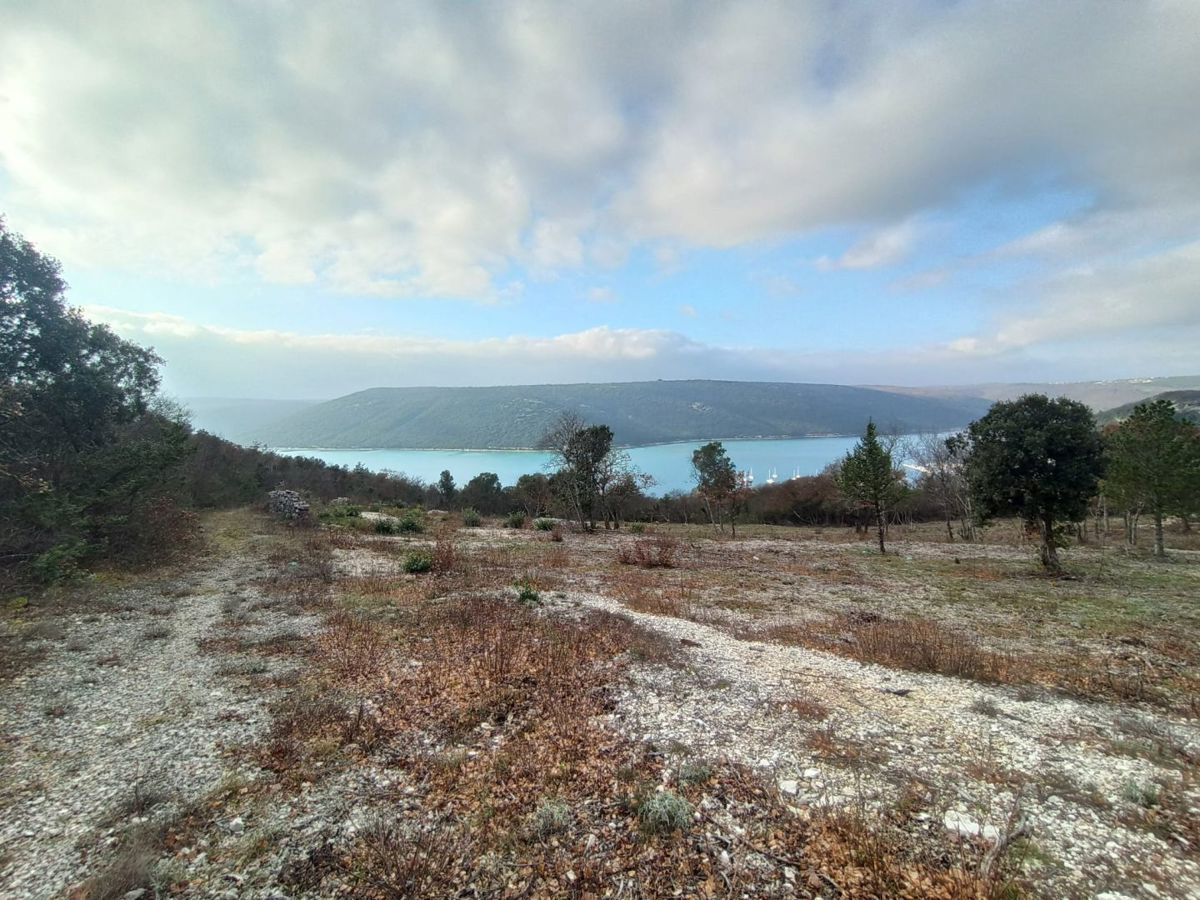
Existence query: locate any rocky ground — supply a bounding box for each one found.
[1,512,1197,898]
[0,520,320,898]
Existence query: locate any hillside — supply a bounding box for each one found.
[245,380,992,449]
[871,375,1200,411]
[183,397,319,441]
[1097,390,1200,425]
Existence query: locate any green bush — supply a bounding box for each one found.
[398,509,426,533]
[320,504,361,521]
[374,518,400,535]
[533,517,555,531]
[637,791,692,834]
[30,541,87,584]
[629,522,647,534]
[403,551,433,574]
[506,511,526,529]
[515,579,541,606]
[462,508,482,527]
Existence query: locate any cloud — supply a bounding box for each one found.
[2,2,1198,299]
[586,286,617,304]
[678,304,697,318]
[817,220,922,271]
[990,241,1200,350]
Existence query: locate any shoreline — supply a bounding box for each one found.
[270,433,870,454]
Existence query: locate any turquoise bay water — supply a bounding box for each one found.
[277,436,883,495]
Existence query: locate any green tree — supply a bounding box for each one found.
[1,218,190,581]
[460,472,505,515]
[836,421,904,554]
[513,472,553,518]
[542,414,615,530]
[691,441,741,535]
[436,469,457,507]
[1106,399,1200,558]
[964,395,1104,573]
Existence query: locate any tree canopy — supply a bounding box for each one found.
[1105,399,1200,557]
[964,394,1104,572]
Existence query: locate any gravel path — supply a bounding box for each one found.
[555,591,1200,899]
[0,550,318,899]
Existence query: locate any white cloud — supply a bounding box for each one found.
[2,2,1197,299]
[817,220,922,271]
[992,241,1200,350]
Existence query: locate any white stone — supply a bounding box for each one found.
[943,810,1000,843]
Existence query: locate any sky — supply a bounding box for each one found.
[1,1,1198,399]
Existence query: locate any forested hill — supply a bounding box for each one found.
[1097,390,1200,425]
[245,380,993,449]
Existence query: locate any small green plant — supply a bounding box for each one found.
[515,579,541,605]
[629,522,647,534]
[1122,780,1161,808]
[638,791,692,834]
[462,508,482,527]
[970,697,1001,717]
[505,511,526,529]
[677,759,713,786]
[531,799,571,839]
[533,517,555,531]
[403,551,433,574]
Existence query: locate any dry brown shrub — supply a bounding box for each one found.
[617,536,681,569]
[431,531,457,574]
[851,617,996,681]
[320,610,388,679]
[538,543,570,569]
[782,696,829,720]
[347,818,474,898]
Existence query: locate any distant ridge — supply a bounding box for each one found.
[1097,390,1200,426]
[870,375,1200,411]
[244,380,993,450]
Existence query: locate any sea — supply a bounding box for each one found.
[274,435,914,495]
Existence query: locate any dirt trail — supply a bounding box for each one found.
[0,544,316,899]
[555,591,1200,897]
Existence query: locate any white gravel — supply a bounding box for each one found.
[0,551,319,899]
[553,590,1200,899]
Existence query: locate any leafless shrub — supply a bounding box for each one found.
[431,532,457,574]
[349,818,473,898]
[852,617,997,681]
[70,816,176,900]
[617,536,681,569]
[782,696,829,720]
[320,610,387,679]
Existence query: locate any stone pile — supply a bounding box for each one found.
[267,489,310,520]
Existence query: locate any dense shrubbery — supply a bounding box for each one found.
[0,221,435,589]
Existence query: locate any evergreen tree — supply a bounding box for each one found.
[836,421,904,554]
[964,394,1104,573]
[1106,399,1200,557]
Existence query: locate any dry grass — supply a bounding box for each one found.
[249,527,1027,899]
[617,535,682,569]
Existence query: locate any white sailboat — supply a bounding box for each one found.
[765,467,778,485]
